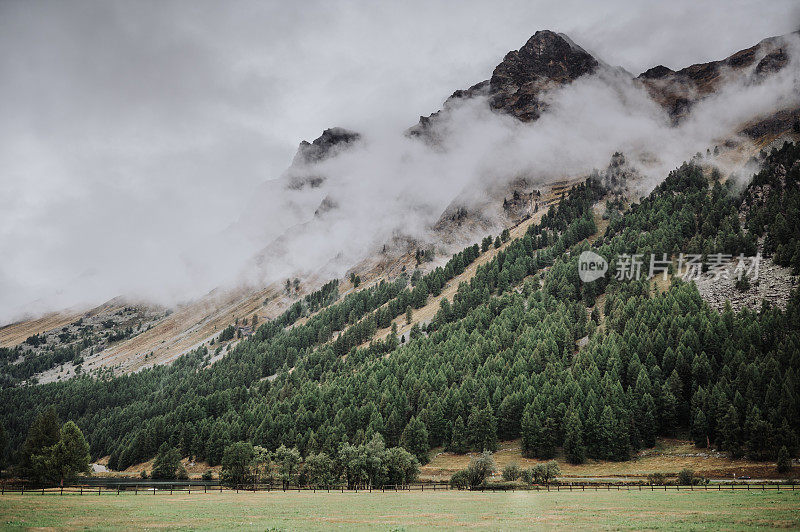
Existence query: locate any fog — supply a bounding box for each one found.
[229,34,800,290]
[1,1,798,323]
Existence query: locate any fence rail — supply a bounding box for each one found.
[0,482,795,495]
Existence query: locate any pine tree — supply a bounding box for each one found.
[400,416,430,464]
[467,405,498,452]
[20,406,60,479]
[152,443,182,480]
[691,410,709,448]
[449,416,468,454]
[0,422,7,472]
[660,388,678,436]
[777,446,792,473]
[563,411,586,464]
[521,405,539,458]
[719,405,742,458]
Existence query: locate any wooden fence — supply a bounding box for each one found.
[1,481,796,496]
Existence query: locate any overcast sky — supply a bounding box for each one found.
[1,0,798,322]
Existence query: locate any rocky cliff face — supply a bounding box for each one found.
[637,34,795,121]
[488,30,599,121]
[286,127,361,190]
[408,31,601,138]
[292,127,361,166]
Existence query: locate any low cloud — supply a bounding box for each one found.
[229,34,800,290]
[1,1,798,323]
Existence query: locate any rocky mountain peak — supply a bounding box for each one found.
[293,127,361,166]
[637,33,796,121]
[488,30,600,121]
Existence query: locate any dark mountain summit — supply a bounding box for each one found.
[488,30,599,121]
[293,127,361,166]
[409,30,601,138]
[637,33,795,120]
[306,30,798,157]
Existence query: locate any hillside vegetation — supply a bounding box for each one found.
[2,143,800,484]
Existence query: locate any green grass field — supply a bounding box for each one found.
[1,490,799,530]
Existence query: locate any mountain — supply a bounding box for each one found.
[488,30,601,120]
[3,28,800,487]
[2,29,799,384]
[638,33,795,120]
[408,30,603,139]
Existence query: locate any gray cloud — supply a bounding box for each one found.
[1,0,798,322]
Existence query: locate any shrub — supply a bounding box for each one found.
[529,461,561,484]
[502,463,522,482]
[202,470,214,481]
[677,468,694,485]
[647,472,666,485]
[735,276,750,291]
[451,451,497,488]
[520,469,534,485]
[450,469,470,489]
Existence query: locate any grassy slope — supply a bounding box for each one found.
[421,438,796,483]
[2,491,798,530]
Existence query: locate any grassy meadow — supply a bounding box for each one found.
[1,489,799,530]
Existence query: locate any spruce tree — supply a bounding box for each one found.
[563,411,586,464]
[400,416,430,464]
[450,416,468,454]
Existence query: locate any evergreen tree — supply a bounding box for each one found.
[400,416,430,464]
[0,422,7,472]
[468,405,498,452]
[691,410,709,448]
[20,406,60,479]
[777,446,792,473]
[449,416,468,454]
[151,443,182,480]
[563,411,586,464]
